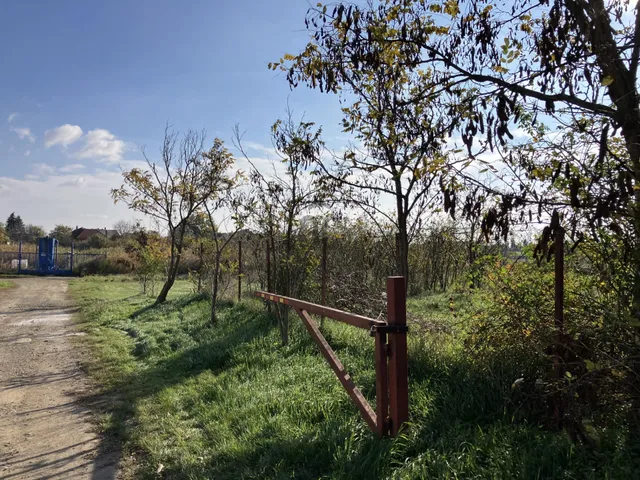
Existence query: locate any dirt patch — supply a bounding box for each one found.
[0,277,118,479]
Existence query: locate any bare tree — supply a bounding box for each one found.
[235,112,330,344]
[112,127,224,304]
[113,219,140,237]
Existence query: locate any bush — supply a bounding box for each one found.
[77,251,137,276]
[465,250,637,435]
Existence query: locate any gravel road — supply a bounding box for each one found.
[0,277,118,479]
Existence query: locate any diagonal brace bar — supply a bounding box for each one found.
[293,307,378,433]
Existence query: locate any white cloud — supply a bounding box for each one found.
[0,171,145,232]
[44,124,83,148]
[11,126,35,143]
[7,112,17,123]
[30,163,56,178]
[58,163,86,173]
[26,162,85,179]
[58,177,86,187]
[24,150,31,157]
[75,128,125,163]
[243,141,278,158]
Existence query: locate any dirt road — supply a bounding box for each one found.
[0,277,117,479]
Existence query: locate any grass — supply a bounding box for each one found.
[0,279,15,289]
[70,277,639,479]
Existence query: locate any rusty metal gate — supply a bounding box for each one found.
[256,276,409,437]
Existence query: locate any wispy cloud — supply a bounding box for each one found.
[30,163,57,178]
[58,177,86,188]
[44,124,83,148]
[7,112,17,123]
[11,126,35,143]
[24,150,31,157]
[58,163,86,173]
[243,141,278,158]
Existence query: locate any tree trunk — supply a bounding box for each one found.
[619,122,640,325]
[156,225,185,304]
[394,190,410,291]
[279,211,294,345]
[197,241,204,293]
[156,261,178,304]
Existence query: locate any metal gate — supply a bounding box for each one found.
[256,276,409,437]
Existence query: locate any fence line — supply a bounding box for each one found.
[0,251,106,275]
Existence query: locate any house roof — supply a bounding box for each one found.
[72,228,119,241]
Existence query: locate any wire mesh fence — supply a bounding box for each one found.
[0,251,106,275]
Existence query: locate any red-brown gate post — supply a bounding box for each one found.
[386,276,409,436]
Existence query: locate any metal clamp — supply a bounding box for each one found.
[369,324,409,336]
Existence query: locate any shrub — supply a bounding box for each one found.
[465,250,637,436]
[76,251,137,276]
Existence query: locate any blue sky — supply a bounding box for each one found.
[0,0,344,231]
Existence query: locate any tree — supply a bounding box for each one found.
[236,113,330,344]
[87,232,108,249]
[0,222,8,244]
[113,219,140,237]
[128,230,167,296]
[284,0,640,321]
[24,224,45,244]
[112,128,234,304]
[50,225,73,247]
[277,27,459,289]
[195,139,247,324]
[5,213,24,242]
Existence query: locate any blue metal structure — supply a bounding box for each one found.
[17,237,73,275]
[38,237,58,274]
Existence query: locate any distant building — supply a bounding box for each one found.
[72,227,118,242]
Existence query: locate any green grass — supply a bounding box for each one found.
[0,279,15,289]
[70,277,639,479]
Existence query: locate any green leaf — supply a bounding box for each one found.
[601,76,614,86]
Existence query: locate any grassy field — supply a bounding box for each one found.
[0,279,15,289]
[70,277,638,479]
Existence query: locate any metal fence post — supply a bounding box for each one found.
[266,240,272,314]
[555,227,564,335]
[554,227,565,427]
[238,240,242,302]
[321,236,327,328]
[18,241,22,274]
[386,276,409,437]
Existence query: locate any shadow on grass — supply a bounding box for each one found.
[80,294,640,480]
[156,418,393,480]
[128,293,209,319]
[81,296,274,478]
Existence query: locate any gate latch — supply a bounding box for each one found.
[369,324,409,337]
